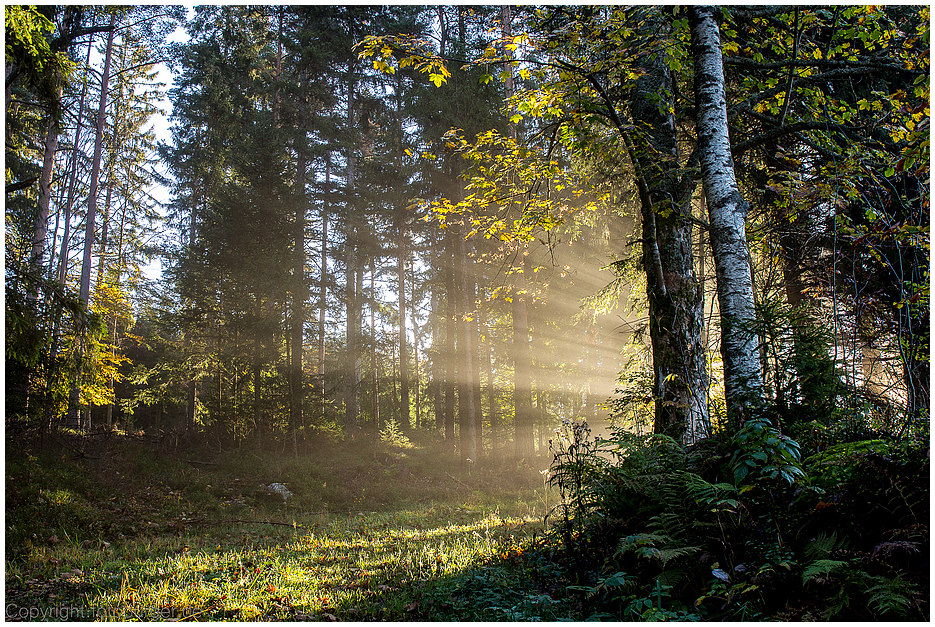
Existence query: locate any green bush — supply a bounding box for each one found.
[540,416,929,620]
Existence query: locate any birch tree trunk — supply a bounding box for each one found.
[689,5,763,424]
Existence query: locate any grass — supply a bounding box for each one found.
[6,431,566,621]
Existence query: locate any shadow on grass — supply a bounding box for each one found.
[6,433,561,621]
[7,503,554,621]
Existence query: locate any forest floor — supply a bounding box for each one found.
[5,429,568,621]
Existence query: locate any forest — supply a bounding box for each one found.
[5,4,930,621]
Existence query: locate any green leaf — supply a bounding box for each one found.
[802,559,847,582]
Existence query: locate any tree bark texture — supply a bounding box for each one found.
[689,5,763,424]
[627,44,710,444]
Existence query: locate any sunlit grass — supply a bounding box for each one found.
[6,434,555,621]
[8,504,542,620]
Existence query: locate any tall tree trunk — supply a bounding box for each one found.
[442,228,456,441]
[536,387,546,454]
[57,37,94,285]
[397,224,410,429]
[96,99,120,428]
[512,255,534,460]
[47,162,67,276]
[69,13,115,427]
[394,71,411,431]
[481,297,497,438]
[431,237,443,430]
[690,5,763,425]
[344,66,361,433]
[318,153,331,412]
[291,136,307,432]
[96,69,123,298]
[455,225,477,463]
[503,5,534,460]
[78,12,116,306]
[466,244,483,453]
[626,40,710,444]
[370,259,380,431]
[185,130,205,431]
[345,239,361,433]
[410,252,422,429]
[30,102,60,284]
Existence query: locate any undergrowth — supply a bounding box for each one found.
[537,420,929,621]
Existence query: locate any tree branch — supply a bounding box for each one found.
[6,177,39,194]
[724,55,923,75]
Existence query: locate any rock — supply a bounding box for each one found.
[264,483,293,502]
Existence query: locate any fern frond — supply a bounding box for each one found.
[655,545,703,567]
[801,559,847,582]
[866,575,917,618]
[803,532,840,561]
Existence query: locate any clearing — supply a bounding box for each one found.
[6,430,565,621]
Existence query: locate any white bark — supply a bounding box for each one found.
[690,5,763,421]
